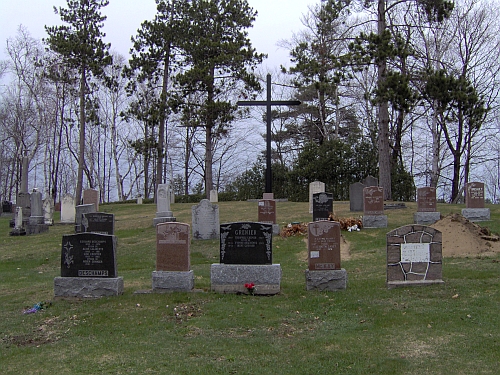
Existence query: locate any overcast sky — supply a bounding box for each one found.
[0,0,316,71]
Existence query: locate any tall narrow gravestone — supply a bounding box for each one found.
[192,199,219,240]
[60,194,75,224]
[386,225,444,288]
[211,222,281,295]
[349,182,365,212]
[462,182,490,221]
[152,222,194,292]
[309,181,325,213]
[414,187,440,225]
[54,232,123,297]
[153,184,176,226]
[26,190,49,235]
[305,221,347,291]
[43,194,54,226]
[362,186,387,228]
[312,192,333,221]
[83,189,99,211]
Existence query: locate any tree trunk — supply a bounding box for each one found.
[205,65,216,199]
[377,0,392,200]
[75,66,86,206]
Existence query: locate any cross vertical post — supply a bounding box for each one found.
[237,74,300,194]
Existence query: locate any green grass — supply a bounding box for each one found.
[1,201,499,374]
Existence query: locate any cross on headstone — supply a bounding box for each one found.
[237,74,300,193]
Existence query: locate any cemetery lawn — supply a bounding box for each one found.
[1,201,499,375]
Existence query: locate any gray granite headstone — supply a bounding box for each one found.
[349,182,365,212]
[75,204,96,232]
[61,194,75,223]
[29,190,44,225]
[312,192,333,221]
[192,199,219,240]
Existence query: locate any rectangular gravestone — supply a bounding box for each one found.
[83,189,99,211]
[362,175,378,187]
[362,186,387,228]
[309,181,325,213]
[43,195,54,225]
[349,182,365,212]
[152,222,194,292]
[386,225,444,288]
[83,212,115,235]
[60,194,75,223]
[258,199,276,224]
[462,181,490,221]
[153,184,176,226]
[75,204,96,232]
[2,201,12,213]
[414,187,440,225]
[312,192,333,221]
[209,189,218,203]
[192,199,219,240]
[54,232,123,297]
[305,221,346,291]
[220,222,273,264]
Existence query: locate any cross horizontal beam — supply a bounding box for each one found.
[237,100,302,106]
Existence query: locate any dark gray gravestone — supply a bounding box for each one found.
[349,182,365,212]
[60,233,117,278]
[2,201,12,213]
[220,222,273,264]
[312,192,333,221]
[75,204,96,232]
[83,212,115,235]
[362,175,378,187]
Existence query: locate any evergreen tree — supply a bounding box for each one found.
[45,0,112,205]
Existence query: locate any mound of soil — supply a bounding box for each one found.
[430,214,500,257]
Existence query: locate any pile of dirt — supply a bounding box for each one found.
[430,213,500,257]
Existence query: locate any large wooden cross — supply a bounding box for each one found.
[237,74,301,193]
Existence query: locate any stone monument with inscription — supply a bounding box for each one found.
[312,192,333,221]
[349,182,365,212]
[362,186,387,228]
[153,184,176,226]
[305,221,347,291]
[211,222,281,295]
[82,212,115,235]
[192,199,219,240]
[75,204,96,232]
[43,193,55,226]
[54,232,123,297]
[258,196,279,234]
[462,182,490,221]
[25,190,49,235]
[386,225,444,288]
[309,181,325,213]
[152,222,194,292]
[414,187,441,225]
[60,194,75,224]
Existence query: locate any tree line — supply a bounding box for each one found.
[1,0,499,205]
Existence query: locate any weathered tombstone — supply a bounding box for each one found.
[136,195,143,205]
[152,222,194,292]
[414,187,440,225]
[191,199,219,240]
[9,207,26,236]
[26,190,49,235]
[209,189,218,203]
[312,192,333,221]
[349,182,365,212]
[362,186,387,228]
[83,188,99,211]
[211,222,281,294]
[16,192,31,222]
[362,175,378,187]
[54,232,123,297]
[2,201,12,214]
[309,181,325,213]
[263,193,274,200]
[153,184,176,226]
[60,194,75,224]
[462,182,490,221]
[83,212,115,235]
[386,225,444,288]
[43,194,55,225]
[305,221,347,291]
[75,204,96,233]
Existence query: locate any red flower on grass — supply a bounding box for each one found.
[244,283,255,294]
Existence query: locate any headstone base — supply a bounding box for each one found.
[387,279,445,289]
[210,264,281,295]
[29,216,45,225]
[461,208,490,222]
[26,223,49,235]
[152,270,194,292]
[272,223,280,235]
[414,212,441,225]
[362,215,388,228]
[153,216,176,226]
[54,277,124,298]
[305,269,347,291]
[9,228,26,236]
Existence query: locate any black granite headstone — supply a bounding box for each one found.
[2,201,12,213]
[312,192,333,221]
[83,212,115,235]
[60,233,117,278]
[220,222,273,264]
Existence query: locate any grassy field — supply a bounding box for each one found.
[1,201,499,374]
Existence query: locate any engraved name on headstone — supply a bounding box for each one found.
[466,182,485,209]
[312,192,333,221]
[220,222,272,265]
[83,212,115,235]
[156,222,190,271]
[363,186,384,215]
[417,187,437,212]
[258,199,276,224]
[192,199,219,240]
